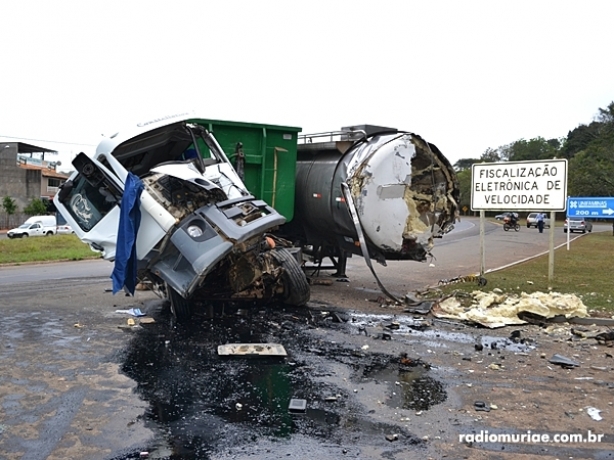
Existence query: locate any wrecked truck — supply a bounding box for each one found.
[285,125,459,282]
[212,122,459,289]
[54,114,310,319]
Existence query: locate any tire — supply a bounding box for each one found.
[503,224,509,231]
[563,229,567,233]
[526,224,531,228]
[271,248,310,306]
[514,224,520,232]
[21,234,28,238]
[166,283,192,321]
[45,232,53,236]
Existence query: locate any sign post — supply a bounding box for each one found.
[471,159,568,285]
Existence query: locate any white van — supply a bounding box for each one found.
[525,212,550,229]
[7,215,57,238]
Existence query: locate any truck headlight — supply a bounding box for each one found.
[187,225,203,238]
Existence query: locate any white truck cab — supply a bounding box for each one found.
[53,114,309,319]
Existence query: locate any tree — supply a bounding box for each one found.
[502,137,560,162]
[2,196,17,229]
[596,101,614,125]
[23,198,48,216]
[479,148,500,163]
[43,198,57,213]
[456,168,472,213]
[566,101,614,196]
[454,158,478,171]
[561,122,601,159]
[568,148,614,196]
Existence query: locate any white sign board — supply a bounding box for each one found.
[471,159,568,211]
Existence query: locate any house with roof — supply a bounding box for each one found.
[0,141,70,214]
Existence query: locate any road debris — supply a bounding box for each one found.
[403,300,434,315]
[217,343,288,357]
[433,291,589,328]
[548,354,580,368]
[289,399,307,413]
[115,307,146,317]
[474,401,491,412]
[594,331,614,346]
[586,406,602,421]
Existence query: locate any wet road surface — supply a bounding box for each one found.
[1,218,614,459]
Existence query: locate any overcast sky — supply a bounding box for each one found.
[2,1,613,171]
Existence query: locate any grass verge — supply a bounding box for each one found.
[430,232,614,313]
[0,235,102,265]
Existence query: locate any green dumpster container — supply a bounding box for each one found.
[189,118,301,221]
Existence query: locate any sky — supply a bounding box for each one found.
[1,1,613,172]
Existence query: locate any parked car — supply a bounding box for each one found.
[56,224,74,234]
[495,212,515,220]
[7,216,57,238]
[564,217,593,233]
[526,212,551,229]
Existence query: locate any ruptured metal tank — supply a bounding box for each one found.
[291,126,459,266]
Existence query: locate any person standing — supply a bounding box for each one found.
[537,212,545,233]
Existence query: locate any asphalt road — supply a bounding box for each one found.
[1,217,613,460]
[0,217,601,289]
[305,217,606,309]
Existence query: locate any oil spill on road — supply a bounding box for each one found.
[348,313,535,353]
[117,305,445,459]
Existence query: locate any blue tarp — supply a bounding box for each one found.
[112,173,144,295]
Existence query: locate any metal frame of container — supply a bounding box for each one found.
[195,119,301,221]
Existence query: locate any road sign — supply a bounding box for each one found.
[567,197,614,219]
[471,159,568,211]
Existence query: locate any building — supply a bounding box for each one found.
[0,141,70,214]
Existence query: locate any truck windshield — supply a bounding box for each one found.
[59,174,117,231]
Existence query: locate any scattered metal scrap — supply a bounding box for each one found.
[288,399,307,413]
[217,343,288,357]
[548,354,580,368]
[594,330,614,346]
[474,401,491,412]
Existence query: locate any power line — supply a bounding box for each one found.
[0,134,97,147]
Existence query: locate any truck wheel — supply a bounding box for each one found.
[165,284,192,321]
[45,232,53,236]
[271,248,310,306]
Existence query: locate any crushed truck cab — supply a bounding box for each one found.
[54,114,309,318]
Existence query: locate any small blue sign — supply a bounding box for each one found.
[567,197,614,219]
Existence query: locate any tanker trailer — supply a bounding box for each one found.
[280,125,459,293]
